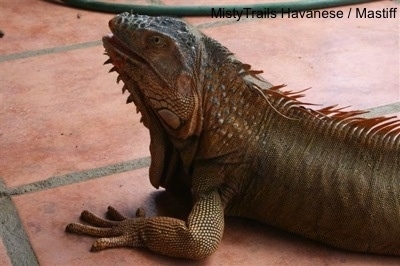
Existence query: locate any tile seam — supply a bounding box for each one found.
[0,179,40,266]
[2,102,399,197]
[6,157,151,197]
[362,102,400,118]
[0,18,239,63]
[0,40,102,63]
[195,16,263,30]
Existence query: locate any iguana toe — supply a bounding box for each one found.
[66,207,146,250]
[106,206,128,221]
[91,235,138,251]
[80,210,118,227]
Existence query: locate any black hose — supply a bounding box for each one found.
[60,0,378,16]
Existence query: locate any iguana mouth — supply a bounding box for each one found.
[103,33,170,88]
[102,34,147,68]
[102,33,171,190]
[102,33,148,124]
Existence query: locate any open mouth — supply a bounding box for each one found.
[102,34,147,66]
[102,34,169,190]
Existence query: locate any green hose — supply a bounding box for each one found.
[60,0,378,16]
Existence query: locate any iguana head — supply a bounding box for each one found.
[103,13,204,139]
[102,13,207,189]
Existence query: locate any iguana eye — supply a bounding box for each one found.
[149,35,166,48]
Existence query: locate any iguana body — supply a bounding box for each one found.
[66,13,400,258]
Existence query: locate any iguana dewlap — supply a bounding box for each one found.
[66,13,400,258]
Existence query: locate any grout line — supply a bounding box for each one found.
[0,180,40,266]
[0,102,398,197]
[363,102,400,118]
[0,19,237,63]
[150,0,164,4]
[7,157,150,197]
[195,18,239,30]
[2,100,399,197]
[0,40,102,63]
[195,16,260,30]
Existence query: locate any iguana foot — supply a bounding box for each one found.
[66,206,146,251]
[66,191,224,259]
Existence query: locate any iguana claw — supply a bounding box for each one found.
[66,206,147,251]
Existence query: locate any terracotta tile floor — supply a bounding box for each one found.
[1,0,399,265]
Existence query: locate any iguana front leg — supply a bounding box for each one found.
[66,190,224,259]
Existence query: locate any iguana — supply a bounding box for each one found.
[66,13,400,259]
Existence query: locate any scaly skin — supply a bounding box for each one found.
[66,13,400,258]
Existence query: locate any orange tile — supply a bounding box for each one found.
[0,238,12,266]
[0,0,155,55]
[200,1,399,111]
[0,46,150,187]
[0,0,110,55]
[13,169,400,265]
[164,0,299,25]
[12,168,198,266]
[2,0,400,265]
